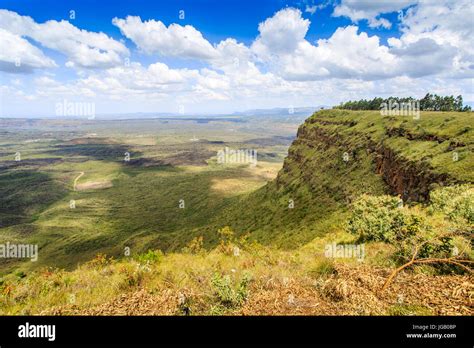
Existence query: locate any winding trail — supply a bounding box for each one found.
[73,172,85,191]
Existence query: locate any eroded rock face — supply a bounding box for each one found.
[373,145,453,201]
[276,115,457,203]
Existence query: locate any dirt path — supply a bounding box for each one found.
[73,172,85,191]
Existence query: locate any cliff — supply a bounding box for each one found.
[228,109,473,246]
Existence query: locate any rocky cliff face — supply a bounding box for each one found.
[372,145,454,201]
[276,109,464,203]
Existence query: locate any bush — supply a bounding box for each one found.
[118,264,146,289]
[346,195,425,242]
[14,271,27,279]
[346,190,472,266]
[217,226,236,255]
[182,236,204,254]
[87,253,113,268]
[135,250,162,264]
[211,272,250,310]
[308,259,336,278]
[429,185,474,225]
[394,236,455,262]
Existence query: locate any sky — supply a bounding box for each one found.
[0,0,473,117]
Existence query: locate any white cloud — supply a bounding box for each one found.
[305,5,318,15]
[305,1,332,16]
[333,0,418,28]
[112,16,255,74]
[252,8,310,59]
[210,38,254,73]
[388,0,474,78]
[2,2,473,116]
[282,26,397,80]
[112,16,217,60]
[0,28,57,72]
[252,9,398,80]
[253,7,472,81]
[389,38,457,77]
[0,9,129,69]
[104,62,199,91]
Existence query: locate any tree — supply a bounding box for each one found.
[335,94,471,112]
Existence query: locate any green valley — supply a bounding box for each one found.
[0,109,472,316]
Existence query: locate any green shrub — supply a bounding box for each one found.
[429,185,474,224]
[118,265,146,289]
[346,191,472,267]
[135,250,162,264]
[182,236,204,254]
[211,272,250,310]
[87,253,113,268]
[308,259,336,278]
[346,195,425,242]
[395,236,454,261]
[217,226,237,255]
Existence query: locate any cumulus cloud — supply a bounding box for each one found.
[252,7,472,81]
[112,16,255,74]
[333,0,418,28]
[388,0,474,78]
[252,9,397,80]
[389,38,457,77]
[252,8,310,59]
[210,38,254,73]
[280,26,397,80]
[103,62,199,92]
[112,16,217,60]
[0,9,129,69]
[0,28,57,73]
[1,2,472,116]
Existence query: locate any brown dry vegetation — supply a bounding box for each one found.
[75,180,113,191]
[39,263,473,316]
[1,238,471,316]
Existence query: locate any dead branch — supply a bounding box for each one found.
[381,251,473,293]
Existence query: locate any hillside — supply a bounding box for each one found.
[214,109,473,247]
[0,109,472,315]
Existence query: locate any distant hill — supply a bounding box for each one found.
[231,106,325,117]
[1,106,325,120]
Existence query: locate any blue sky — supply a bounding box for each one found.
[2,1,383,38]
[0,0,472,116]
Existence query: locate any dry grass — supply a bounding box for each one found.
[211,162,282,196]
[1,242,471,316]
[75,180,113,191]
[211,178,265,196]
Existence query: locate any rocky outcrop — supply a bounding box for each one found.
[373,145,453,201]
[276,114,458,202]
